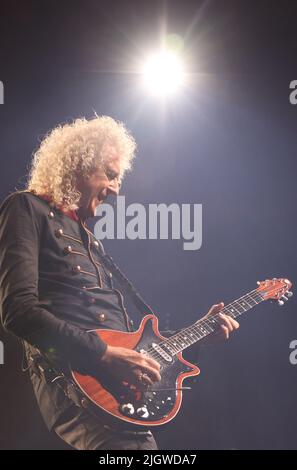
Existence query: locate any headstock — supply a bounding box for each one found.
[256,278,293,305]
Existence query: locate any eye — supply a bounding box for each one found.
[104,167,122,187]
[106,170,118,180]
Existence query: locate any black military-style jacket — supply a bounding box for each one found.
[0,191,133,377]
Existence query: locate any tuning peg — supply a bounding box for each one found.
[282,295,288,301]
[287,291,293,298]
[257,281,260,286]
[278,299,285,306]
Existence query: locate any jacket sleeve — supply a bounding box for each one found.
[0,192,107,375]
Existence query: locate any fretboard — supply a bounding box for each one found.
[159,289,264,356]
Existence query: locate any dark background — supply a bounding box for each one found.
[0,0,296,450]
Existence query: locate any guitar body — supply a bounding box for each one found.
[72,314,200,428]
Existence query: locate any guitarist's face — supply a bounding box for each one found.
[76,156,121,219]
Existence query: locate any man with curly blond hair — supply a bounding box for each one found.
[0,116,239,450]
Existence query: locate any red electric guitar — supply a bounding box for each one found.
[71,278,293,429]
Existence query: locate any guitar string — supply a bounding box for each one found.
[144,289,265,362]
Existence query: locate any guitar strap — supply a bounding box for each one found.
[97,240,156,318]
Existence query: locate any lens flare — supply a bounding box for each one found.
[142,50,185,96]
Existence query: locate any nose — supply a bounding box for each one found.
[107,180,120,196]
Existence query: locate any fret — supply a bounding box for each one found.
[243,295,255,306]
[242,296,254,308]
[235,300,249,311]
[187,329,199,342]
[196,323,211,335]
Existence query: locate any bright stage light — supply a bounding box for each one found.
[142,51,185,96]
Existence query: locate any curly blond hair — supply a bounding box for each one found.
[27,116,136,210]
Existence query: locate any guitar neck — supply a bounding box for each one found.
[161,289,265,356]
